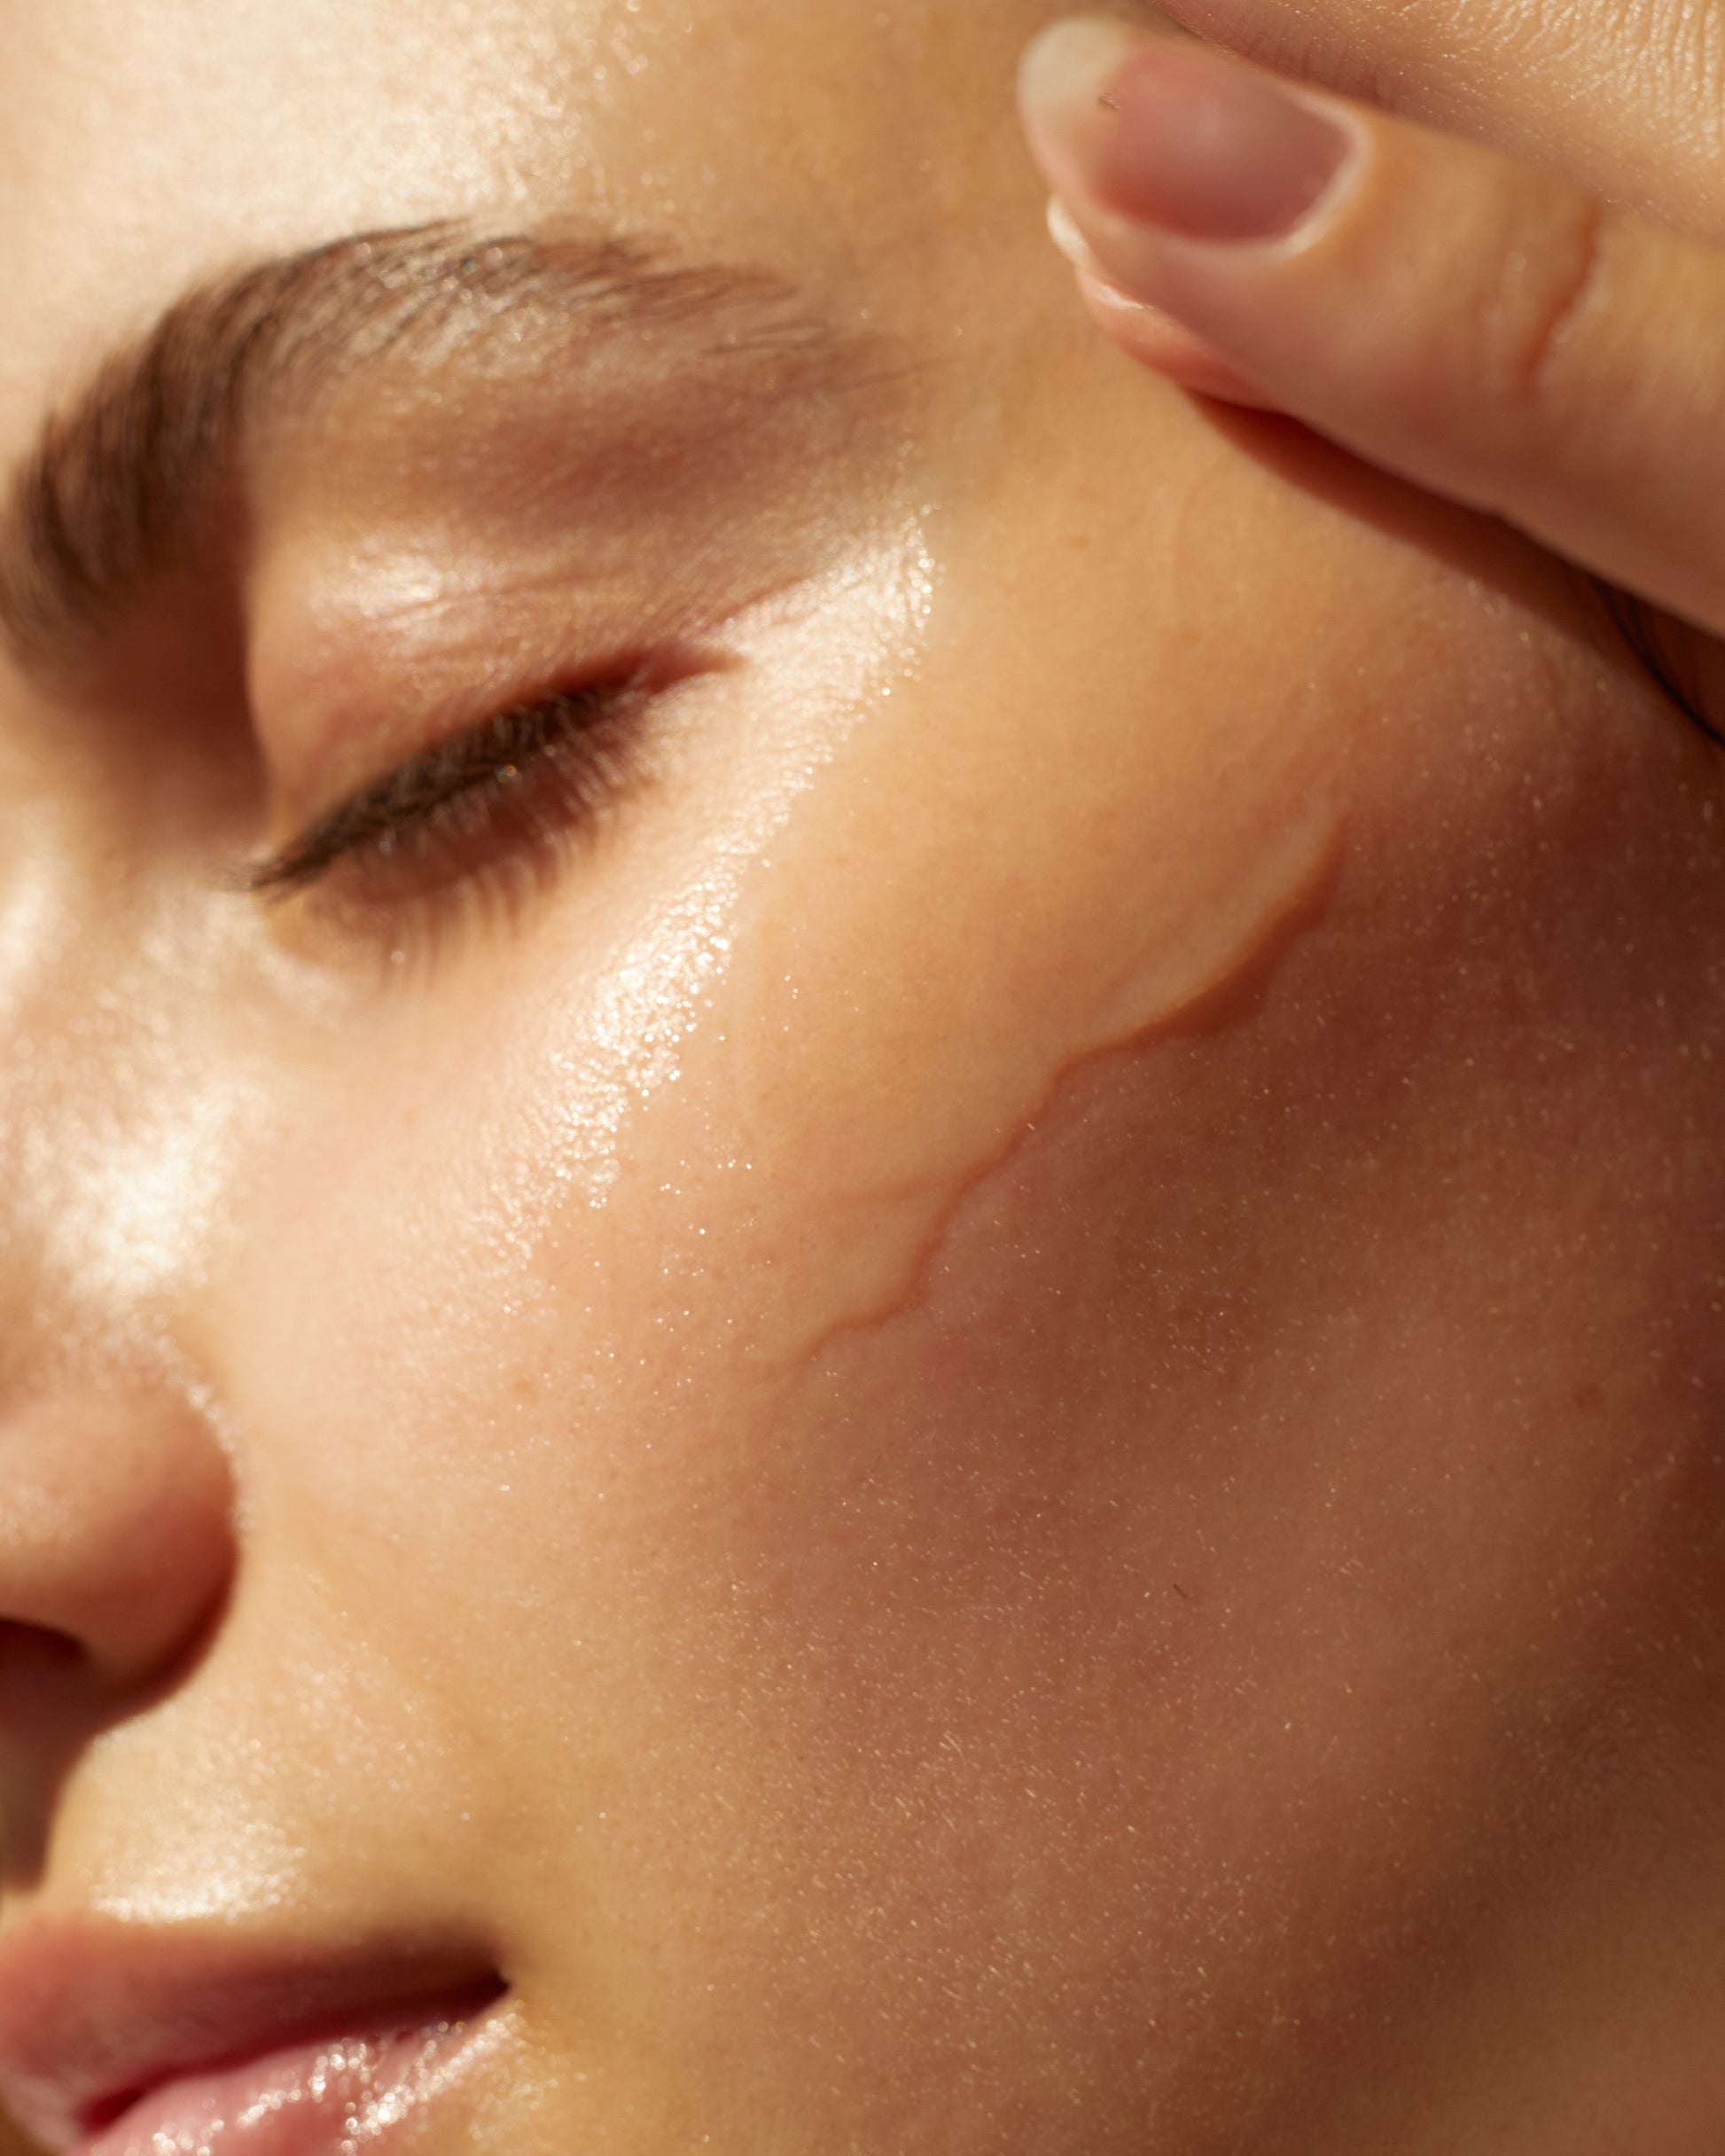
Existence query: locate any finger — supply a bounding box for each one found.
[1046,198,1274,405]
[1130,0,1725,233]
[1019,20,1725,639]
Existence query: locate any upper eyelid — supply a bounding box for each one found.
[238,636,743,899]
[238,683,641,898]
[242,568,787,854]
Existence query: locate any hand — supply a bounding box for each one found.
[1015,8,1725,692]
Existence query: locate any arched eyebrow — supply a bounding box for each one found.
[0,221,869,674]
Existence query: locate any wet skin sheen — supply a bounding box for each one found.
[3,3,1725,2154]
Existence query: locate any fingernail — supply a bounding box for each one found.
[1045,193,1100,272]
[1021,19,1353,245]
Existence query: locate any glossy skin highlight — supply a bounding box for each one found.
[3,4,1725,2155]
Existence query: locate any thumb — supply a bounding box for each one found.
[1019,17,1725,641]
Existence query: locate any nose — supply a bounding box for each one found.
[0,715,248,1884]
[0,1381,234,1691]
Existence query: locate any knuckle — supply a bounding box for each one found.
[1473,192,1612,449]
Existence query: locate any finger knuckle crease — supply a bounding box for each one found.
[1488,200,1610,432]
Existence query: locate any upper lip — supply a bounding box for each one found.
[0,1917,505,2150]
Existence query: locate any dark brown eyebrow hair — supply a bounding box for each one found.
[0,222,859,672]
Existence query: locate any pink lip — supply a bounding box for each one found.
[0,1920,506,2153]
[73,2012,499,2156]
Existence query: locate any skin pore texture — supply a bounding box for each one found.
[3,3,1725,2154]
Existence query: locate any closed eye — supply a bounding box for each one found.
[239,670,656,916]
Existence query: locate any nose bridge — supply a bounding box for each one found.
[0,909,240,1357]
[0,912,239,1694]
[0,829,76,1349]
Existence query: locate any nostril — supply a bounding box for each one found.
[0,1596,230,1895]
[0,1386,238,1694]
[0,1620,90,1726]
[0,1619,86,1673]
[0,1387,237,1888]
[0,1618,103,1892]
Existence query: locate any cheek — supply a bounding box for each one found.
[201,433,1725,2143]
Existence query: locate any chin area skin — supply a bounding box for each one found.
[0,4,1723,2156]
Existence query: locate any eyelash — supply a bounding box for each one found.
[242,671,653,926]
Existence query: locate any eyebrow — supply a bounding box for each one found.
[0,222,863,672]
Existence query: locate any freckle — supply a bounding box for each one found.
[1571,1379,1603,1412]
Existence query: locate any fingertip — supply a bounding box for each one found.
[1075,270,1281,405]
[1018,16,1145,199]
[1048,194,1277,407]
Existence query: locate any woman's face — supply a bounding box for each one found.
[4,2,1725,2152]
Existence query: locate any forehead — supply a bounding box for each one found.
[0,0,1031,463]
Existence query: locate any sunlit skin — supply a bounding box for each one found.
[3,3,1725,2153]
